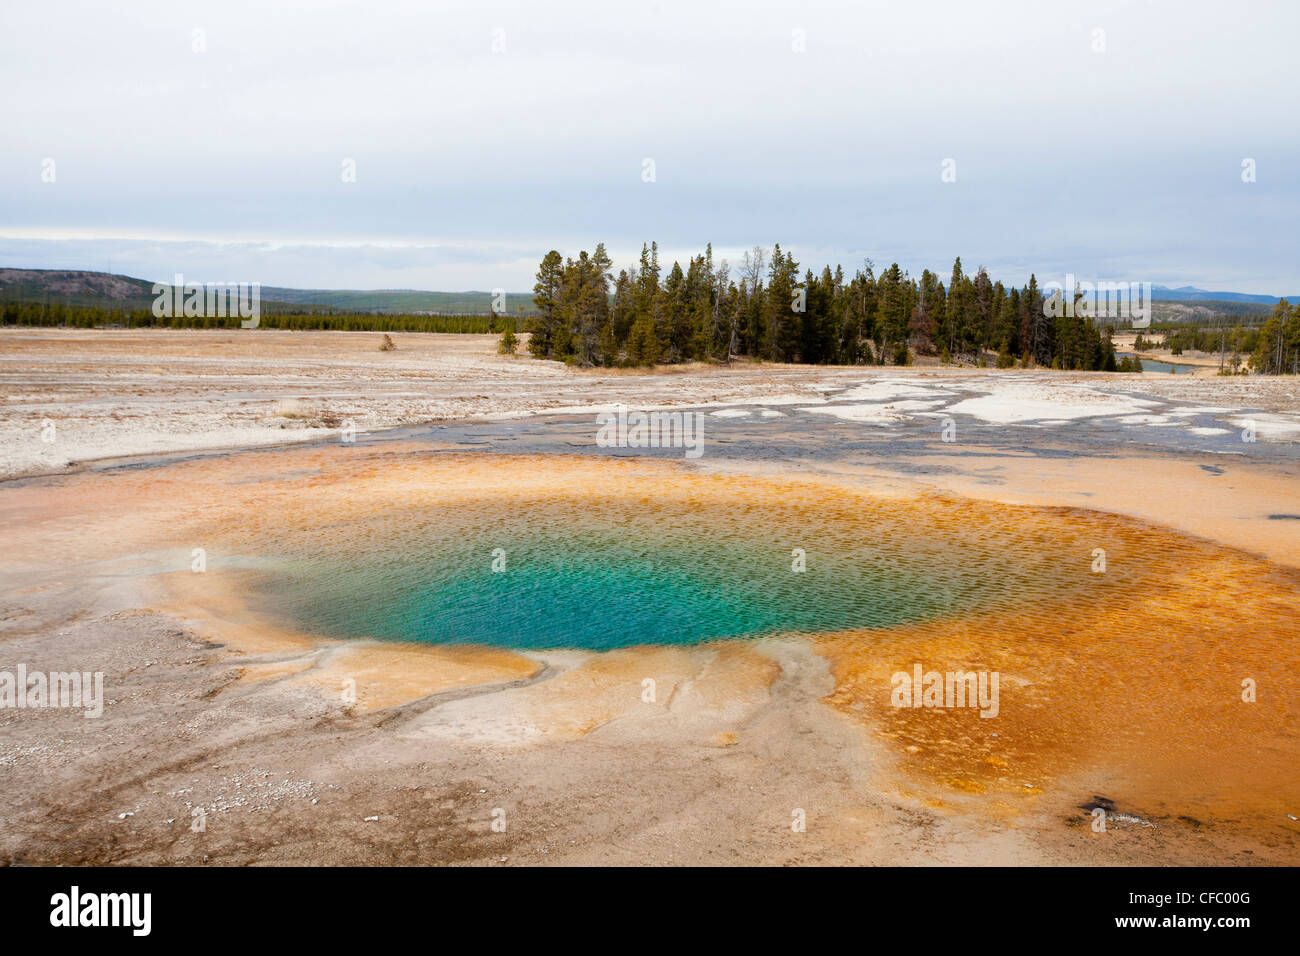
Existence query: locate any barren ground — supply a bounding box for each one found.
[1,328,1297,866]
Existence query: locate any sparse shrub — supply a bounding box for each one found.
[379,334,396,351]
[498,326,518,355]
[274,398,314,418]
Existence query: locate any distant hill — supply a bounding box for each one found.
[0,268,537,316]
[1150,299,1277,324]
[259,286,538,315]
[1151,284,1298,304]
[1059,283,1294,321]
[0,269,158,310]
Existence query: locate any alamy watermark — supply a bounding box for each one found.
[50,886,150,936]
[595,404,705,459]
[1043,274,1151,329]
[152,273,261,328]
[891,663,999,718]
[1,665,103,718]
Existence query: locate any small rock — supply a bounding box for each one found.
[1078,795,1116,812]
[364,815,378,822]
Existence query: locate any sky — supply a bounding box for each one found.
[1,0,1297,295]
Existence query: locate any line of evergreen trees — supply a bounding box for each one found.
[1149,302,1299,374]
[1250,300,1300,374]
[0,300,506,334]
[1163,327,1254,354]
[526,242,1125,371]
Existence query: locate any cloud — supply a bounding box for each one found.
[1,0,1297,292]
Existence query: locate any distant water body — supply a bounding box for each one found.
[1117,352,1196,374]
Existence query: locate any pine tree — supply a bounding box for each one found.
[597,317,618,366]
[946,257,964,356]
[766,245,802,362]
[627,312,660,366]
[529,250,564,358]
[498,324,518,355]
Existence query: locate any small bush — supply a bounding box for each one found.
[498,327,518,355]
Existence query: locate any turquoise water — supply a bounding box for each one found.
[246,510,1108,651]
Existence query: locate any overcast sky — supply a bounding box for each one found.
[1,0,1297,294]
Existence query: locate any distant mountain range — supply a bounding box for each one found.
[1150,284,1298,304]
[0,268,1293,317]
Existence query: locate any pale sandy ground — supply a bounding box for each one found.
[1,328,1297,866]
[0,328,852,478]
[5,327,1300,479]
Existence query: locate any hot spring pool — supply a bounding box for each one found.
[237,459,1136,650]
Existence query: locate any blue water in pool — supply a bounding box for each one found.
[246,504,1118,651]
